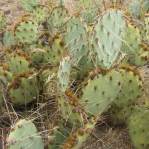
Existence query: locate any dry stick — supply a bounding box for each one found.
[2,87,13,126]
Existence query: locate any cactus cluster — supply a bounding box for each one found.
[0,0,149,149]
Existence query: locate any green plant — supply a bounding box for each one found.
[47,6,69,34]
[122,23,149,66]
[0,66,13,104]
[92,9,126,69]
[20,0,39,12]
[57,94,83,127]
[0,1,149,148]
[65,17,88,65]
[58,56,71,92]
[81,69,123,116]
[31,6,49,24]
[6,119,44,149]
[0,10,6,31]
[6,53,31,74]
[3,29,16,48]
[62,117,97,149]
[14,20,39,45]
[128,107,149,149]
[8,73,39,105]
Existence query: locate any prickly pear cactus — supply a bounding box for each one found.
[143,0,149,13]
[65,17,88,65]
[78,0,101,24]
[48,123,72,149]
[58,56,71,92]
[122,24,141,54]
[0,66,13,85]
[6,119,44,149]
[20,0,39,12]
[14,20,39,44]
[81,69,123,115]
[0,10,6,31]
[3,30,16,48]
[128,107,149,149]
[58,95,83,127]
[113,68,143,107]
[30,48,48,67]
[6,53,30,74]
[142,16,149,42]
[47,6,69,33]
[109,67,143,124]
[122,23,149,66]
[127,0,149,19]
[1,1,149,148]
[32,6,49,24]
[132,48,149,66]
[109,105,135,125]
[0,66,13,104]
[8,73,39,105]
[73,55,94,80]
[62,117,97,149]
[92,9,126,69]
[128,0,143,19]
[47,35,66,65]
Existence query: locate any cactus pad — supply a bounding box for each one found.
[0,10,6,31]
[122,24,148,66]
[30,48,48,66]
[48,6,69,33]
[92,9,126,68]
[128,107,149,149]
[20,0,39,12]
[7,53,30,75]
[8,73,39,105]
[6,119,44,149]
[14,20,39,44]
[0,66,12,104]
[81,69,123,115]
[109,67,143,124]
[58,56,71,92]
[32,6,49,24]
[142,16,149,41]
[58,95,83,127]
[78,0,101,24]
[113,68,143,107]
[3,30,16,48]
[63,117,96,149]
[48,123,72,149]
[65,17,88,65]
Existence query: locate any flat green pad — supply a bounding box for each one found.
[58,56,71,92]
[20,0,39,12]
[0,10,6,31]
[7,54,30,74]
[7,119,44,149]
[15,21,39,44]
[81,70,123,115]
[65,17,88,65]
[9,74,39,105]
[93,9,126,68]
[128,107,149,149]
